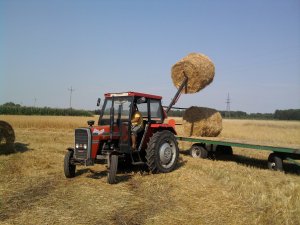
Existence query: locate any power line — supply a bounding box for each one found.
[68,86,75,109]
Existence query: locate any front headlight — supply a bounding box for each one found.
[83,144,87,149]
[75,143,79,149]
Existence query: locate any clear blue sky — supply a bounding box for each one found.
[1,0,299,113]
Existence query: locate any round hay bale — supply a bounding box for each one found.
[182,106,222,137]
[171,53,215,94]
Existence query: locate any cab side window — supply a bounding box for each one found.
[150,99,163,123]
[137,102,147,117]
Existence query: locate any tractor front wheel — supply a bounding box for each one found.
[146,130,179,173]
[64,151,76,178]
[107,154,118,184]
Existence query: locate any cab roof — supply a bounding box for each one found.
[104,91,162,100]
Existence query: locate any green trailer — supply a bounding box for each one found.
[177,136,300,172]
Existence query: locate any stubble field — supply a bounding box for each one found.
[0,115,300,225]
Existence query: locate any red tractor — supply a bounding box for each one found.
[64,91,181,184]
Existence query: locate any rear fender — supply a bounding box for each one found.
[67,147,74,152]
[150,124,177,135]
[139,125,177,150]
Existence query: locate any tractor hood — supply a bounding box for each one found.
[91,125,111,138]
[90,125,125,140]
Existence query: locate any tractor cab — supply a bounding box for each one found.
[98,92,167,153]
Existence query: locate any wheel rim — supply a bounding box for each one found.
[191,146,201,158]
[159,139,176,169]
[270,162,276,169]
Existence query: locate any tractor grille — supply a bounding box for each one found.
[74,128,91,159]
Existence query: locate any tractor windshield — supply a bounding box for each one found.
[99,97,133,125]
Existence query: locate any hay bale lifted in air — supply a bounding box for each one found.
[183,106,222,137]
[171,53,215,94]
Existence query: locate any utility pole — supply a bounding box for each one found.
[68,86,75,109]
[225,93,231,118]
[34,97,37,107]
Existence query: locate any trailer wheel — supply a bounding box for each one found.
[146,130,179,173]
[215,145,233,156]
[268,153,283,171]
[190,144,208,159]
[64,151,76,178]
[107,154,118,184]
[223,146,233,155]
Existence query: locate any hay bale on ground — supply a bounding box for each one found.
[171,53,215,94]
[183,106,222,137]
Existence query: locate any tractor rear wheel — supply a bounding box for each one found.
[107,154,118,184]
[146,130,179,173]
[64,151,76,178]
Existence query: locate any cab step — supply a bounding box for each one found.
[131,161,146,166]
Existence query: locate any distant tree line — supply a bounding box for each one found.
[218,110,300,120]
[0,102,93,116]
[219,111,274,119]
[273,109,300,120]
[167,109,184,117]
[168,108,300,121]
[1,102,299,120]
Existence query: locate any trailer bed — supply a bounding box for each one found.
[177,136,300,154]
[176,136,300,171]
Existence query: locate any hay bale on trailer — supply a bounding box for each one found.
[183,106,222,137]
[171,53,215,94]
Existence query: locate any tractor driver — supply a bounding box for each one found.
[131,104,144,150]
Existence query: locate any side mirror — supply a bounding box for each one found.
[87,120,95,127]
[97,98,101,107]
